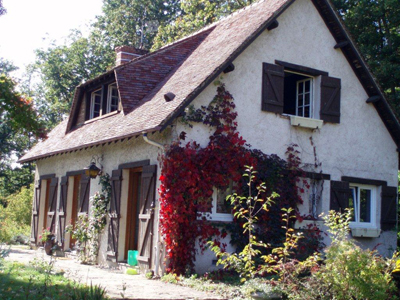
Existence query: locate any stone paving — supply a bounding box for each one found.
[5,246,225,300]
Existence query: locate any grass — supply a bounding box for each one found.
[161,270,276,300]
[0,259,108,300]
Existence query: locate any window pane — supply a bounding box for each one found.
[305,80,310,91]
[349,187,356,221]
[305,93,310,105]
[297,107,303,116]
[298,94,303,106]
[216,188,230,214]
[304,106,310,118]
[359,189,371,222]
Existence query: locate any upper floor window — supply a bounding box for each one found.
[90,89,102,119]
[87,82,120,120]
[107,84,119,114]
[262,60,341,123]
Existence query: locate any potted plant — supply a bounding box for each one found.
[40,228,55,255]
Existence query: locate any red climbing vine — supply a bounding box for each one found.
[159,84,314,275]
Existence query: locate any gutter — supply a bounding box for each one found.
[142,133,164,277]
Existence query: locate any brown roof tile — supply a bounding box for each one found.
[19,0,400,163]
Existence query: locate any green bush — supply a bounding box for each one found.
[281,210,397,300]
[0,185,32,243]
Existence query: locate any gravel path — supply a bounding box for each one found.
[5,246,225,300]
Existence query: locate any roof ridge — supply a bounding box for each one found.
[156,0,267,52]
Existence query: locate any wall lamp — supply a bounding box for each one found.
[84,155,103,179]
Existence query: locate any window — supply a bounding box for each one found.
[107,84,119,113]
[348,184,376,227]
[283,72,314,118]
[90,89,102,119]
[262,61,341,123]
[198,183,234,222]
[87,83,120,120]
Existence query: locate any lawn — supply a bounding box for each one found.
[0,259,107,300]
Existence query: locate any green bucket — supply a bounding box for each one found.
[128,250,138,266]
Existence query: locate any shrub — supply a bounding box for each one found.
[280,210,397,300]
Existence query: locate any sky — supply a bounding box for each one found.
[0,0,104,77]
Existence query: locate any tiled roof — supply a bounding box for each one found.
[19,0,400,163]
[20,0,291,163]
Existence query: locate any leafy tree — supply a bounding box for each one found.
[93,0,179,50]
[0,72,44,203]
[152,0,254,50]
[331,0,400,116]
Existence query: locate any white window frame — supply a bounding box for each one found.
[90,88,102,119]
[349,183,377,229]
[210,187,233,222]
[296,77,313,118]
[284,71,318,119]
[106,83,119,114]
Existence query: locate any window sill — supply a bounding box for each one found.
[85,110,120,125]
[351,227,381,238]
[290,115,323,129]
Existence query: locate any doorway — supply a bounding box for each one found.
[124,167,142,260]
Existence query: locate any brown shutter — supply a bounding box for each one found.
[137,165,157,270]
[107,169,122,261]
[78,175,90,214]
[57,176,68,247]
[320,76,341,123]
[47,177,59,233]
[381,186,398,231]
[262,63,284,113]
[30,180,41,245]
[330,180,351,212]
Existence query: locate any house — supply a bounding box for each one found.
[20,0,400,274]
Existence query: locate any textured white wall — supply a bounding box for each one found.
[35,131,168,265]
[177,0,398,262]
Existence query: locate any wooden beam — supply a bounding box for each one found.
[334,41,349,49]
[267,20,279,31]
[223,63,235,73]
[366,95,382,103]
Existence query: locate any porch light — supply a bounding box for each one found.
[84,155,103,179]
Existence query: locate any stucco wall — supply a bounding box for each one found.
[35,130,169,266]
[176,0,398,262]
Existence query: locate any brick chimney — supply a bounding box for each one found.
[115,46,149,66]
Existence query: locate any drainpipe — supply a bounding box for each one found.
[142,133,164,277]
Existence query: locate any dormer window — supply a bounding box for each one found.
[87,82,120,121]
[90,89,102,119]
[107,84,119,113]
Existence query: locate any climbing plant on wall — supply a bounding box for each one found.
[159,84,310,275]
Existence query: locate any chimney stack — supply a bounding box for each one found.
[115,46,149,66]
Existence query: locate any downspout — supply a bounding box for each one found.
[142,133,164,277]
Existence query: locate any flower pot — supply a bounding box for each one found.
[44,234,55,255]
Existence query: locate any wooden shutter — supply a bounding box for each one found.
[107,169,122,261]
[381,186,398,231]
[137,165,157,270]
[330,180,351,212]
[47,177,59,233]
[320,76,341,123]
[57,176,68,247]
[262,63,284,113]
[30,180,41,245]
[78,175,90,214]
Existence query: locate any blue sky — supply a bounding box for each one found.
[0,0,103,76]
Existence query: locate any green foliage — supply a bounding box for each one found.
[210,167,303,282]
[279,210,398,300]
[65,174,111,263]
[152,0,253,50]
[0,185,32,244]
[0,259,108,299]
[331,0,400,116]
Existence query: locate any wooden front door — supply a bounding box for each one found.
[124,167,142,260]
